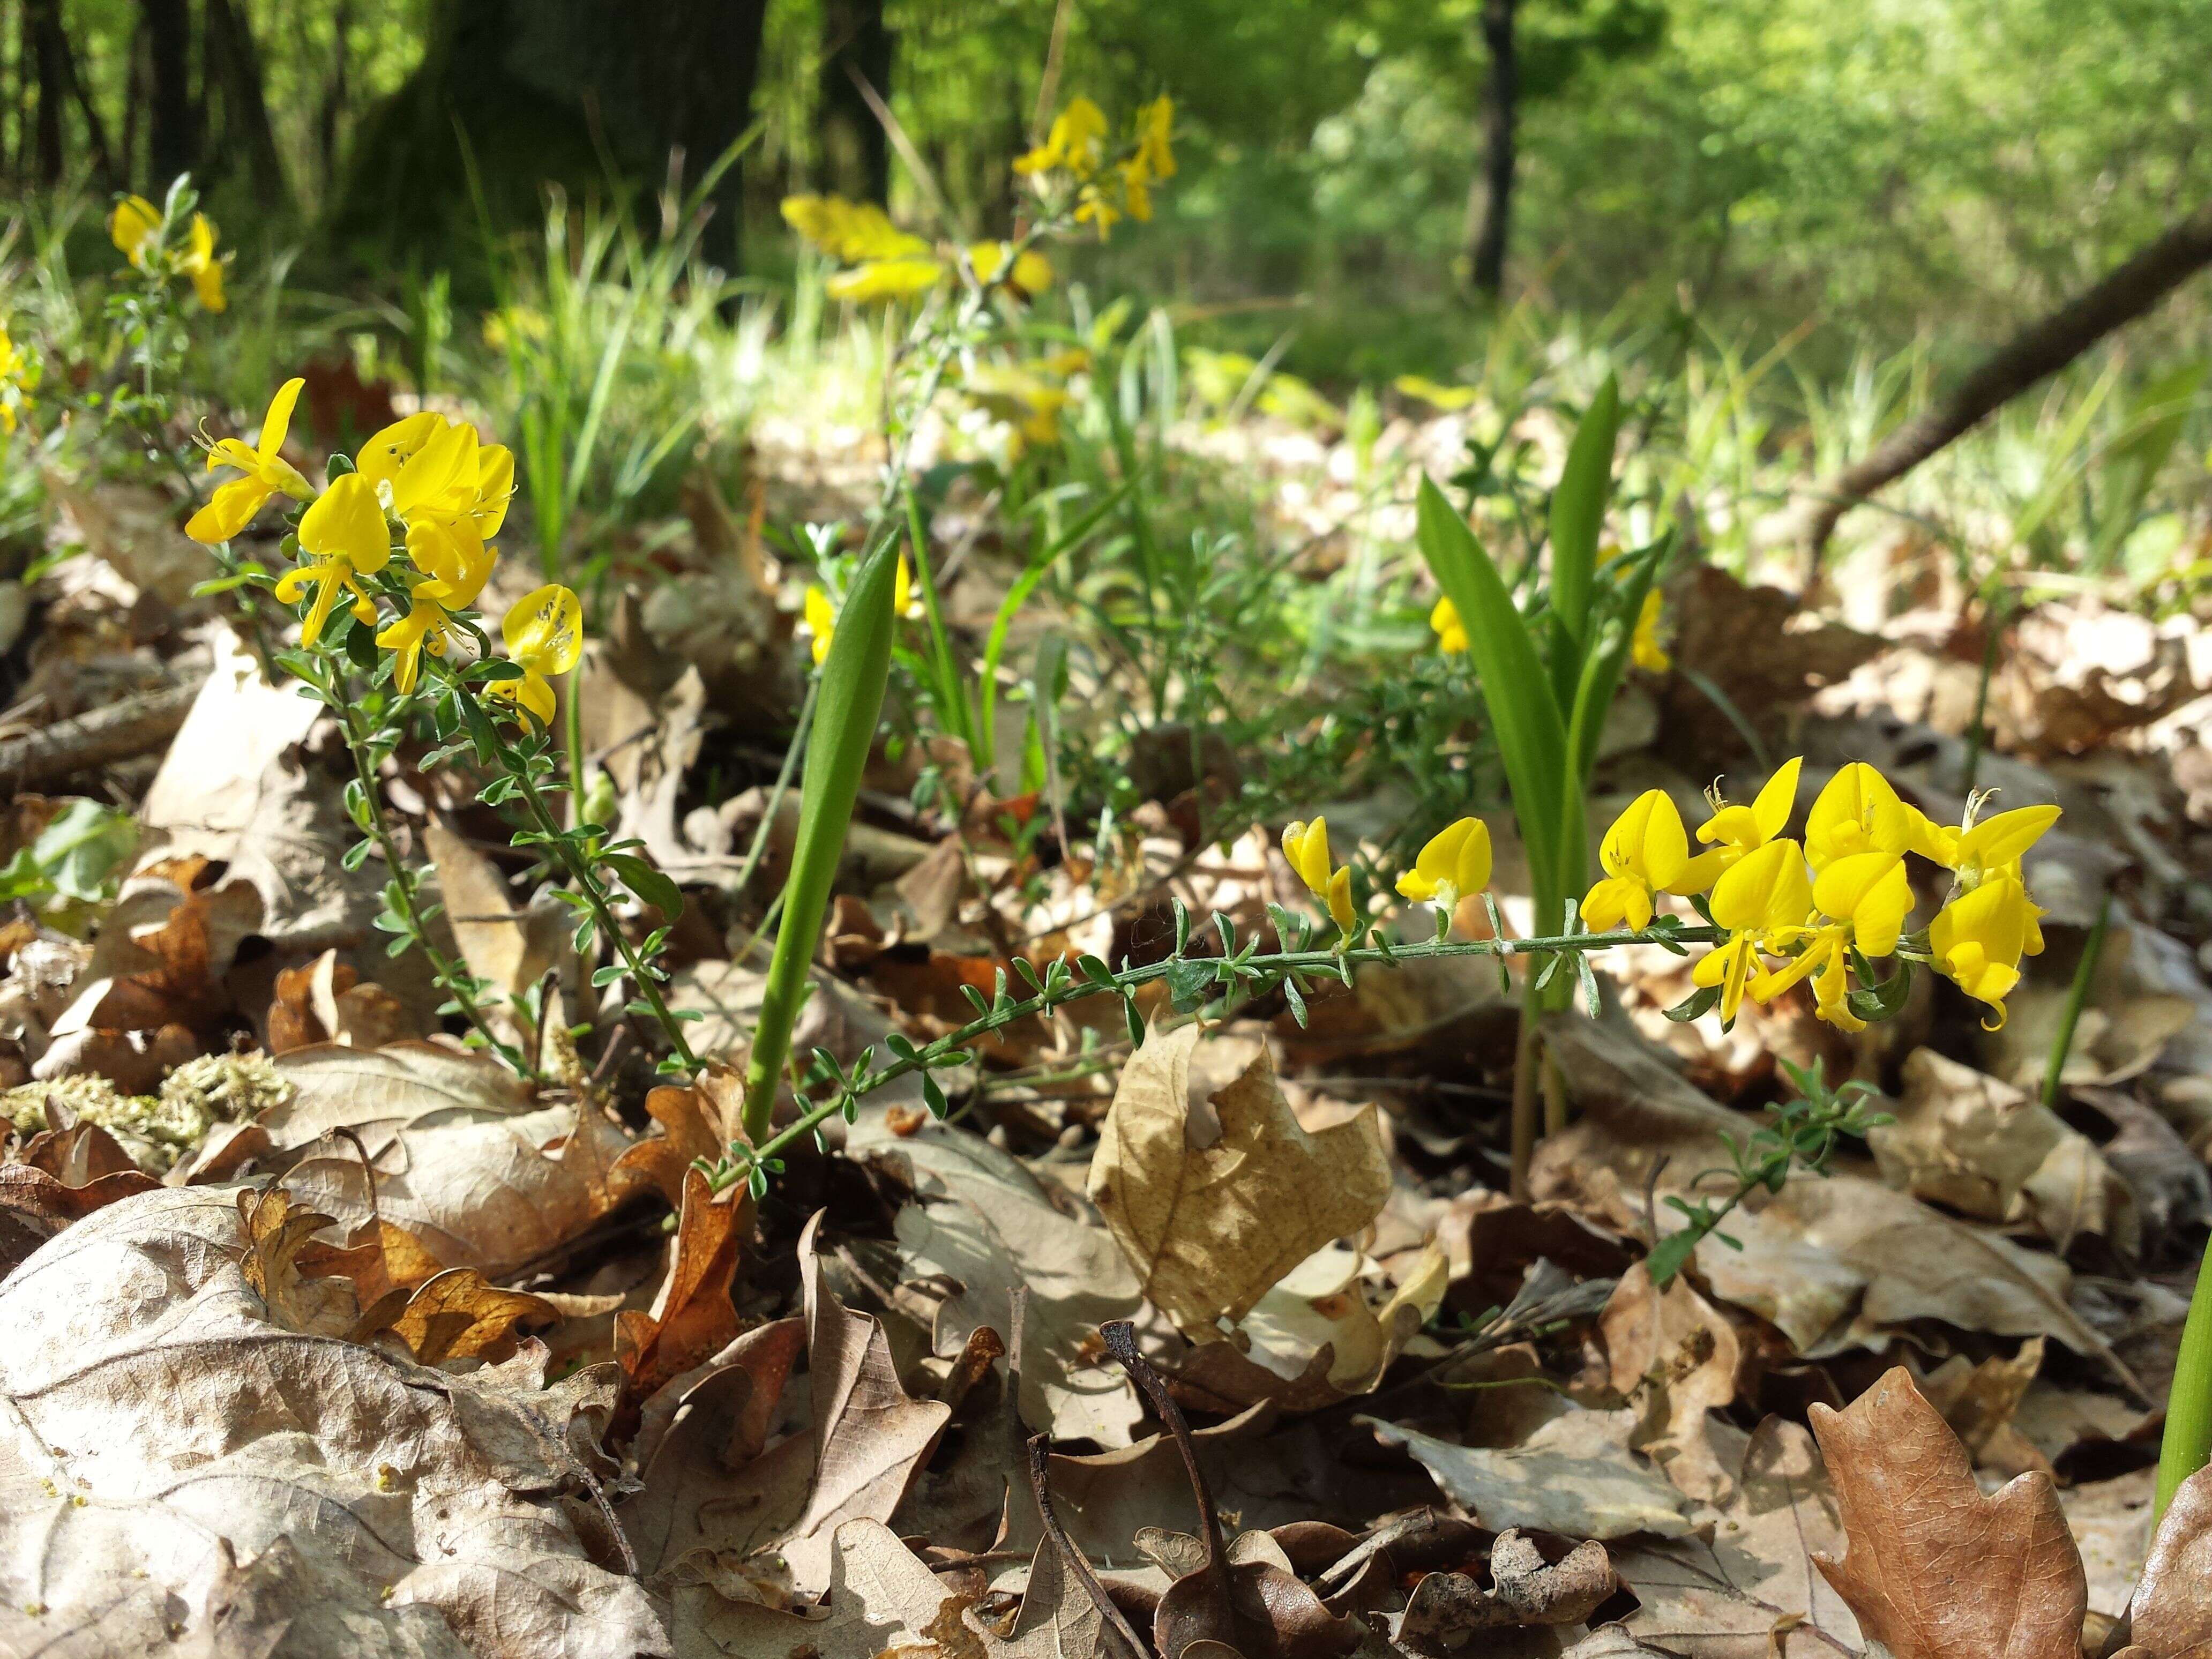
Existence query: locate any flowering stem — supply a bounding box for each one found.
[711,921,1719,1194]
[324,677,537,1080]
[502,743,703,1075]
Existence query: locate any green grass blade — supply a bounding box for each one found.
[1545,372,1621,656]
[1415,476,1569,911]
[741,536,901,1143]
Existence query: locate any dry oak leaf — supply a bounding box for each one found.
[669,1516,981,1659]
[1809,1365,2086,1659]
[2122,1464,2212,1658]
[1601,1262,1744,1505]
[615,1163,751,1402]
[1362,1408,1698,1541]
[1088,1022,1391,1337]
[1392,1529,1616,1654]
[0,1185,667,1657]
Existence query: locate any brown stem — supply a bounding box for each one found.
[1025,1434,1152,1659]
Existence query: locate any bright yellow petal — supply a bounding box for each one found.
[1958,804,2061,872]
[110,196,160,263]
[356,412,446,490]
[1751,757,1803,843]
[298,473,392,571]
[185,475,273,544]
[1708,839,1811,933]
[259,377,305,460]
[503,584,582,675]
[472,445,515,539]
[192,258,226,313]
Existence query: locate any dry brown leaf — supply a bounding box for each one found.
[2124,1464,2212,1657]
[1601,1262,1744,1504]
[237,1183,361,1337]
[854,1110,1145,1445]
[138,625,323,861]
[1918,1337,2053,1478]
[1089,1023,1391,1338]
[257,1042,639,1277]
[625,1211,951,1602]
[424,819,574,1049]
[1809,1366,2086,1659]
[615,1164,750,1402]
[612,1065,750,1209]
[670,1517,975,1658]
[0,1161,159,1280]
[384,1266,558,1364]
[1392,1529,1615,1653]
[1361,1408,1698,1540]
[0,1185,666,1655]
[1875,1048,2138,1255]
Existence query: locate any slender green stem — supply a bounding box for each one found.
[718,922,1722,1191]
[506,749,703,1074]
[564,669,588,826]
[2042,887,2111,1111]
[328,683,536,1079]
[2159,1240,2212,1525]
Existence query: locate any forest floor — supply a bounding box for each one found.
[3,393,2211,1658]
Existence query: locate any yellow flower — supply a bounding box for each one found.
[1073,184,1122,238]
[825,258,947,303]
[1805,762,1910,871]
[180,213,225,312]
[1394,375,1478,411]
[377,520,495,693]
[1430,595,1468,654]
[1951,802,2061,890]
[1015,98,1109,179]
[1133,96,1176,183]
[803,557,913,667]
[965,365,1070,446]
[357,412,512,539]
[1750,851,1915,1033]
[1283,817,1357,933]
[488,584,583,725]
[969,241,1054,295]
[0,323,36,435]
[1581,789,1705,932]
[1928,874,2042,1028]
[781,195,931,263]
[1631,589,1670,672]
[1396,817,1493,910]
[110,196,161,267]
[274,473,391,647]
[1692,836,1813,1021]
[1118,160,1154,223]
[1693,756,1802,878]
[185,377,313,543]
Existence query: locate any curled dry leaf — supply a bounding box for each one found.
[613,1065,750,1209]
[1600,1261,1744,1504]
[384,1267,558,1365]
[1392,1529,1615,1654]
[1361,1408,1698,1541]
[259,1042,641,1278]
[0,1185,666,1656]
[1089,1023,1391,1339]
[1808,1366,2085,1659]
[2123,1464,2212,1658]
[615,1164,751,1402]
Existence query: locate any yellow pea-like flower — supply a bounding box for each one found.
[1928,874,2042,1028]
[1283,817,1357,932]
[1691,836,1813,1021]
[1015,97,1109,179]
[488,584,583,726]
[185,377,313,543]
[1396,817,1493,910]
[1430,595,1468,654]
[378,520,496,694]
[1581,789,1702,932]
[1133,96,1176,183]
[110,196,161,267]
[969,241,1054,295]
[1694,756,1802,876]
[803,557,914,667]
[181,213,225,312]
[274,473,391,648]
[1805,761,1910,871]
[1630,590,1670,672]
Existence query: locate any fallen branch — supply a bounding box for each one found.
[0,675,206,791]
[1767,198,2212,559]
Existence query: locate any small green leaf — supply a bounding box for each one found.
[602,851,683,920]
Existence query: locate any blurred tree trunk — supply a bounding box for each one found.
[659,0,771,267]
[203,0,289,208]
[1464,0,1519,298]
[819,0,892,203]
[140,0,193,184]
[318,0,352,197]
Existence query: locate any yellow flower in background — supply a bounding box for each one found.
[965,364,1070,446]
[489,584,583,724]
[1073,183,1122,238]
[1805,761,1910,871]
[1394,375,1479,411]
[181,213,225,311]
[1283,817,1357,932]
[781,194,932,264]
[969,241,1054,295]
[1133,96,1176,183]
[110,195,161,267]
[1016,97,1109,179]
[378,520,496,693]
[185,376,312,543]
[1692,836,1813,1021]
[1929,874,2042,1027]
[275,473,391,647]
[1693,756,1802,878]
[0,323,38,435]
[1430,594,1468,654]
[1630,589,1670,672]
[1118,160,1154,223]
[1581,789,1703,932]
[1396,817,1493,910]
[826,258,947,303]
[803,557,914,667]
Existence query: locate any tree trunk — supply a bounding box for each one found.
[819,0,892,203]
[318,0,352,195]
[1769,198,2212,558]
[27,0,70,185]
[1466,0,1519,298]
[659,0,771,267]
[140,0,193,184]
[203,0,289,208]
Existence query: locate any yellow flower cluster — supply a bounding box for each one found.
[110,195,226,312]
[1015,95,1176,237]
[780,194,1054,305]
[0,322,39,434]
[1283,812,1497,937]
[1431,564,1669,672]
[185,379,580,721]
[1584,758,2057,1030]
